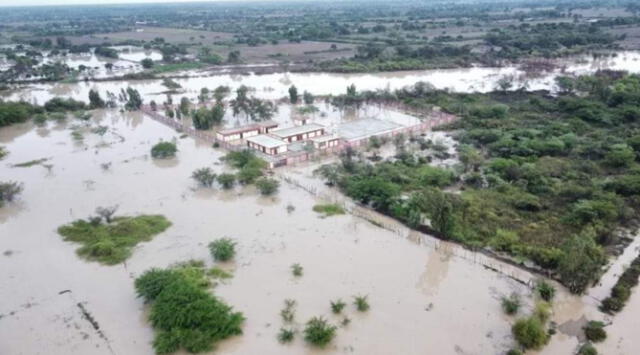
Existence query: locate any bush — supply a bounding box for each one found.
[58,215,171,264]
[536,280,556,302]
[330,299,346,314]
[277,328,295,344]
[0,181,23,206]
[512,317,548,350]
[151,141,177,159]
[255,177,279,196]
[600,255,640,313]
[583,321,607,343]
[501,294,520,315]
[217,173,236,189]
[192,167,216,187]
[354,295,370,312]
[291,263,303,277]
[313,203,345,216]
[303,317,337,348]
[578,343,598,355]
[208,238,236,261]
[135,264,244,354]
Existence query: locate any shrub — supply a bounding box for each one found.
[354,295,370,312]
[330,299,346,314]
[135,265,244,354]
[506,350,522,355]
[277,328,295,344]
[280,299,296,323]
[600,255,640,313]
[208,238,236,262]
[313,203,345,216]
[303,317,337,348]
[512,317,548,350]
[536,280,556,302]
[192,167,216,187]
[255,177,280,196]
[501,294,520,315]
[151,141,177,159]
[0,181,23,206]
[578,343,598,355]
[58,215,171,264]
[583,321,607,343]
[291,263,303,277]
[217,173,236,189]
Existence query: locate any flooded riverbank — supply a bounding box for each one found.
[4,51,640,106]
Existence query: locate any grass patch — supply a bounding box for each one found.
[280,299,296,323]
[134,262,244,354]
[303,317,337,348]
[313,203,345,217]
[12,157,49,168]
[330,299,346,314]
[208,266,233,280]
[57,214,171,265]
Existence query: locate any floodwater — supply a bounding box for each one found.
[0,108,636,355]
[4,51,640,106]
[2,51,640,355]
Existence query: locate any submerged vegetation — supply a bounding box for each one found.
[208,238,236,262]
[317,72,640,293]
[313,203,345,217]
[135,262,244,354]
[57,212,171,264]
[0,181,23,207]
[600,254,640,313]
[303,317,337,348]
[151,141,177,159]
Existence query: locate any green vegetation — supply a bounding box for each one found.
[208,238,236,262]
[255,177,280,196]
[353,295,370,312]
[330,299,346,314]
[277,328,295,344]
[192,103,225,130]
[151,62,204,74]
[208,266,233,280]
[151,141,177,159]
[134,262,244,354]
[0,181,23,207]
[578,343,598,355]
[217,173,236,189]
[280,299,296,323]
[318,73,640,293]
[291,263,303,277]
[313,203,345,217]
[124,87,143,111]
[501,294,521,315]
[57,214,171,264]
[0,101,40,127]
[0,146,6,160]
[303,317,337,348]
[191,167,217,187]
[536,280,556,302]
[512,316,549,350]
[583,321,607,343]
[223,151,267,185]
[44,97,86,112]
[600,255,640,313]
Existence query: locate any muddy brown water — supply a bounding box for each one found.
[2,54,640,354]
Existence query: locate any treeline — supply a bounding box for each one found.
[317,72,640,293]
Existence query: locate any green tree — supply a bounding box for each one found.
[558,231,606,293]
[141,58,154,69]
[289,85,299,104]
[88,89,105,109]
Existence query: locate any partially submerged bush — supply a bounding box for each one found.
[208,238,236,262]
[313,203,345,217]
[280,299,296,323]
[151,141,177,159]
[277,328,295,344]
[578,343,598,355]
[0,181,23,206]
[536,280,556,302]
[192,167,217,187]
[255,177,279,196]
[291,263,303,277]
[600,255,640,313]
[354,295,370,312]
[135,264,244,354]
[330,299,346,314]
[303,317,337,348]
[512,317,548,350]
[217,173,236,189]
[57,214,171,264]
[583,321,607,343]
[501,294,520,315]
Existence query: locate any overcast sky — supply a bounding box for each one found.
[0,0,235,6]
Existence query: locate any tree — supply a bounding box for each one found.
[303,91,314,105]
[192,168,217,187]
[255,177,280,196]
[227,50,241,64]
[88,89,105,109]
[141,58,154,69]
[288,85,299,104]
[347,84,357,96]
[192,104,225,130]
[558,231,606,293]
[95,205,118,223]
[125,87,143,111]
[217,173,236,189]
[179,97,190,116]
[496,75,515,92]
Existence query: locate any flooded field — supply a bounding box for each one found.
[4,51,640,106]
[2,52,640,355]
